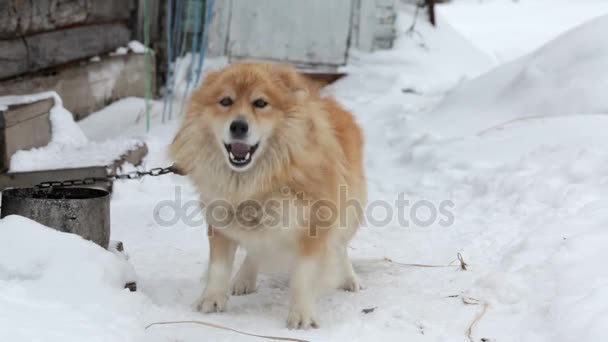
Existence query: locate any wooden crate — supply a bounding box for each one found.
[0,98,53,172]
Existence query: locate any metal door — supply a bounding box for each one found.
[227,0,352,68]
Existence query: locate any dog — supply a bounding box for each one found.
[170,62,367,329]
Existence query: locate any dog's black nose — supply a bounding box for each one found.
[229,119,249,138]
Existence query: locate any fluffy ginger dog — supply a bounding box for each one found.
[170,62,366,329]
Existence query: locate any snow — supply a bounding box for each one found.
[128,41,147,54]
[418,14,608,138]
[110,47,129,56]
[3,2,608,342]
[109,41,147,56]
[437,0,608,63]
[337,6,494,98]
[0,216,140,342]
[78,97,152,142]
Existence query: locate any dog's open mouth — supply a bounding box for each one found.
[224,142,259,167]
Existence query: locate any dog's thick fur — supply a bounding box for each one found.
[170,62,366,329]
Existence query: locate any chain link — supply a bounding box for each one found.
[35,165,180,189]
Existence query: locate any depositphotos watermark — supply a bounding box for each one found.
[153,186,455,230]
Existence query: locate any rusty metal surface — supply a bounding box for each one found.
[0,187,111,249]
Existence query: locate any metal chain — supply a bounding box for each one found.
[35,165,181,189]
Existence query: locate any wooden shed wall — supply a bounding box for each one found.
[0,0,131,38]
[205,0,398,70]
[0,0,136,81]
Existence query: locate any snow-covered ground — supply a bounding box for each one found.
[2,2,608,341]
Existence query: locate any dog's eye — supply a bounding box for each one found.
[253,99,268,108]
[219,97,233,107]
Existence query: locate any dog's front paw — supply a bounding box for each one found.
[194,292,228,313]
[341,275,362,292]
[232,277,256,296]
[286,308,319,329]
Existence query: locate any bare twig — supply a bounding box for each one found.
[145,320,310,342]
[466,301,489,342]
[406,1,423,34]
[457,253,469,271]
[406,1,428,48]
[384,253,468,270]
[427,0,436,26]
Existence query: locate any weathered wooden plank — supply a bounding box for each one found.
[228,0,352,66]
[0,53,155,121]
[87,0,132,23]
[376,6,397,25]
[357,0,377,52]
[376,0,397,7]
[349,0,362,54]
[0,0,130,39]
[374,38,394,50]
[0,38,28,79]
[132,0,161,44]
[373,23,396,42]
[3,98,54,127]
[26,23,130,72]
[354,0,397,52]
[0,23,130,80]
[1,99,53,172]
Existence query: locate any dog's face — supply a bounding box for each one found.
[187,63,304,172]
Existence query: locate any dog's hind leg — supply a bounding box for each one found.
[232,253,258,295]
[339,246,361,292]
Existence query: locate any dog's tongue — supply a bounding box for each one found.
[231,143,250,158]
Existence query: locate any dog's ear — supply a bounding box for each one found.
[271,64,310,100]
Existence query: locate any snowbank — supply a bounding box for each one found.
[0,216,141,342]
[419,14,608,138]
[326,10,608,341]
[331,5,494,101]
[437,0,608,62]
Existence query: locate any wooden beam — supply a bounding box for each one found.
[0,0,130,39]
[427,0,436,27]
[0,23,130,80]
[0,53,155,121]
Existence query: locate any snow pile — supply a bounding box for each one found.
[419,14,608,138]
[10,139,147,172]
[327,11,608,342]
[110,47,130,56]
[110,41,146,56]
[78,97,163,142]
[0,216,141,342]
[437,0,608,62]
[128,41,147,54]
[332,6,494,102]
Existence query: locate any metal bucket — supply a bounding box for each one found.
[1,187,110,249]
